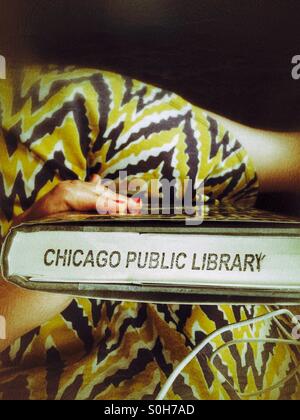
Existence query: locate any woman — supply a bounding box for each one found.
[0,66,300,400]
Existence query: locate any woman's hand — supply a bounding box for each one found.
[0,175,142,352]
[13,175,142,225]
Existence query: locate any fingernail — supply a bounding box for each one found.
[116,200,126,204]
[133,198,142,204]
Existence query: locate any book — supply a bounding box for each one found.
[1,206,300,305]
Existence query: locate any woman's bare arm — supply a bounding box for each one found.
[208,112,300,194]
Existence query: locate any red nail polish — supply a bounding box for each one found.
[133,198,141,204]
[116,200,125,204]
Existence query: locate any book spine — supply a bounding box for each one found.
[3,229,300,289]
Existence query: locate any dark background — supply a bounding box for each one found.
[1,0,300,130]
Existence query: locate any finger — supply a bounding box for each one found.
[81,182,133,210]
[95,183,142,212]
[65,187,100,212]
[89,174,101,184]
[128,197,143,214]
[96,196,128,215]
[95,182,121,199]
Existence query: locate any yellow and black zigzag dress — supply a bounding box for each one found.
[0,66,299,400]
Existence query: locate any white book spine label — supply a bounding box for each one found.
[7,231,300,288]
